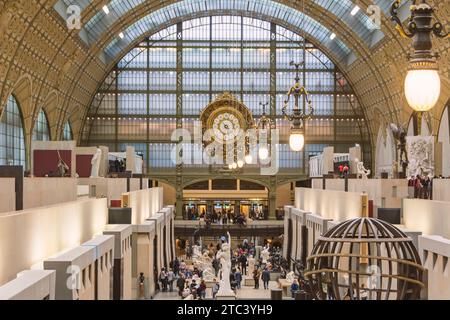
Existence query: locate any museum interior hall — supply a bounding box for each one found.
[0,0,449,301]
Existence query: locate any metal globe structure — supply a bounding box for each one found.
[304,218,424,300]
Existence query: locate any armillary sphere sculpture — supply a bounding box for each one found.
[304,218,425,300]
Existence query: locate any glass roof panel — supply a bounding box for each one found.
[103,0,352,63]
[312,0,382,43]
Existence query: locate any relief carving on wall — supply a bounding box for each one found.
[406,136,435,177]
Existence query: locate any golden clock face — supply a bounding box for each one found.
[211,112,241,143]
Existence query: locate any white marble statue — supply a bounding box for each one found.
[406,136,434,177]
[260,246,270,264]
[286,271,295,284]
[247,255,255,277]
[357,161,371,179]
[90,148,102,177]
[192,245,202,260]
[216,232,235,296]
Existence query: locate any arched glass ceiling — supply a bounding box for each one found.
[103,0,353,63]
[68,0,382,48]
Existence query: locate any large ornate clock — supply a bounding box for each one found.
[200,92,254,169]
[201,92,254,145]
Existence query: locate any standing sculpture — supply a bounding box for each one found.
[260,246,270,264]
[390,123,409,177]
[356,161,371,179]
[247,255,255,277]
[216,232,235,297]
[56,150,69,177]
[90,148,102,177]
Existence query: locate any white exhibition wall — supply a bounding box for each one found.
[0,178,15,213]
[432,179,450,202]
[419,235,450,300]
[23,178,77,209]
[403,199,450,239]
[438,106,450,177]
[295,187,363,222]
[124,187,164,225]
[0,198,108,285]
[312,179,408,208]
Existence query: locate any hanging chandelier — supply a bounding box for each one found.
[282,61,314,151]
[257,102,273,160]
[390,0,448,113]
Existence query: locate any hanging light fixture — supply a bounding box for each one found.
[282,0,314,151]
[283,61,314,151]
[256,102,273,160]
[391,0,448,113]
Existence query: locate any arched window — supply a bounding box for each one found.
[63,121,73,140]
[32,109,50,141]
[0,95,26,166]
[83,16,371,172]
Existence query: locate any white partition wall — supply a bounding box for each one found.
[419,235,450,300]
[81,235,115,300]
[0,270,55,300]
[433,179,450,202]
[311,179,408,209]
[0,198,108,285]
[295,188,363,221]
[403,199,450,239]
[282,205,292,259]
[103,224,132,300]
[146,212,165,274]
[306,214,332,255]
[291,208,310,263]
[44,246,97,300]
[131,221,156,299]
[0,178,15,213]
[23,178,77,209]
[167,205,176,263]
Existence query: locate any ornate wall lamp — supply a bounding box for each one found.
[282,61,314,151]
[391,0,448,134]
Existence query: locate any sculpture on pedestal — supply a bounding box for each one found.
[356,161,371,179]
[192,249,215,282]
[390,123,408,176]
[216,232,235,296]
[247,255,255,277]
[260,246,270,264]
[90,148,102,177]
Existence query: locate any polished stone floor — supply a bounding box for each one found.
[153,280,279,300]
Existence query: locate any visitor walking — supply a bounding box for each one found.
[167,268,175,292]
[239,254,247,276]
[198,279,207,300]
[234,268,242,289]
[253,268,260,289]
[261,268,270,290]
[159,268,168,291]
[173,257,180,275]
[176,274,186,297]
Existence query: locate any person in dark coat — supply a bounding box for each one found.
[234,268,242,289]
[173,257,180,275]
[176,274,186,297]
[239,254,247,276]
[253,268,260,289]
[261,268,271,290]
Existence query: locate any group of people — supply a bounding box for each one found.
[409,175,434,199]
